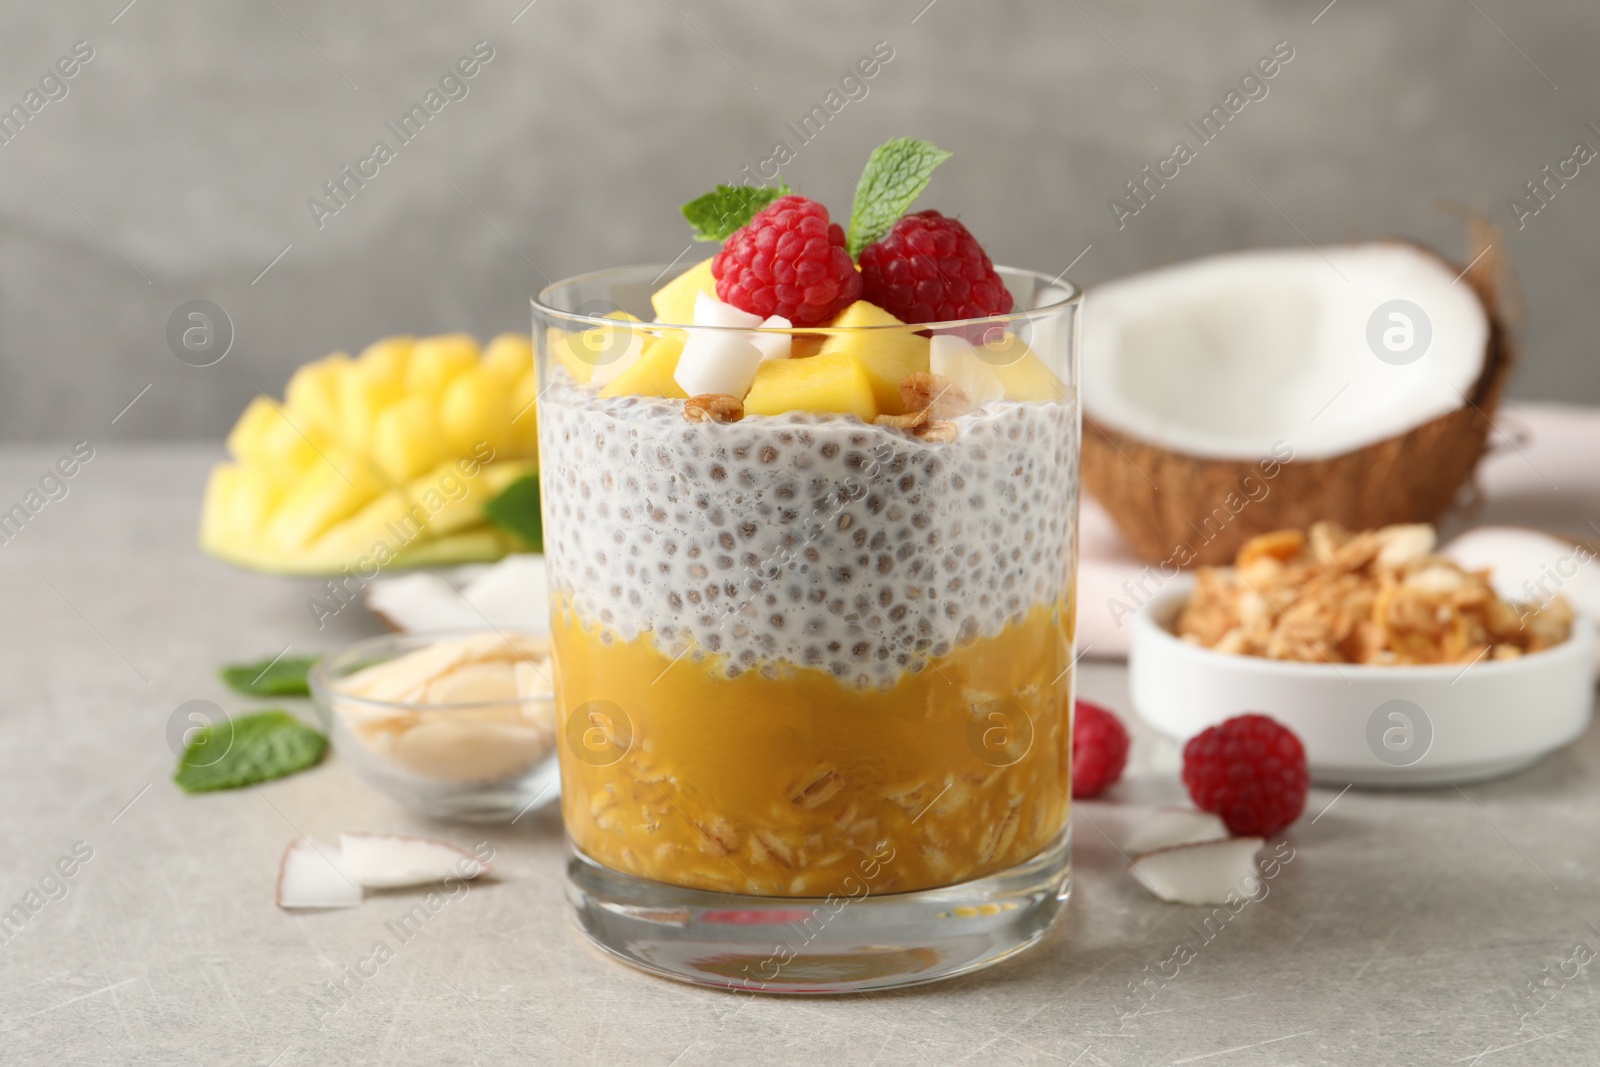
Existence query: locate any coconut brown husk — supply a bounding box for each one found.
[1081,226,1517,567]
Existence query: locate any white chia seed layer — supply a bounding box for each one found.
[538,374,1079,689]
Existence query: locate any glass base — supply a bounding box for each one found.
[566,827,1070,994]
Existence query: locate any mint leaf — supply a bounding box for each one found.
[846,138,952,257]
[682,183,790,242]
[483,474,543,552]
[220,655,318,698]
[174,710,327,794]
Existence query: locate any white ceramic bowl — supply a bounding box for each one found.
[1129,585,1596,787]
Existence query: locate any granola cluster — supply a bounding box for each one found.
[1175,523,1573,665]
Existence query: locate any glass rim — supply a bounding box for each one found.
[531,262,1082,333]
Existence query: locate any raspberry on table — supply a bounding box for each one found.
[1071,699,1129,799]
[1181,714,1309,837]
[712,195,862,327]
[858,210,1014,325]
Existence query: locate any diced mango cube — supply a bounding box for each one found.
[744,351,878,422]
[817,302,930,415]
[651,259,716,325]
[406,333,479,396]
[261,447,384,552]
[284,355,351,436]
[482,333,534,383]
[372,395,450,483]
[599,333,688,399]
[440,369,513,455]
[356,336,413,391]
[980,335,1067,402]
[338,369,405,454]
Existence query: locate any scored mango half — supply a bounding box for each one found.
[201,333,539,575]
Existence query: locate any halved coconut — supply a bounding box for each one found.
[1082,232,1514,565]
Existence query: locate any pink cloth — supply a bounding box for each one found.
[1074,402,1600,659]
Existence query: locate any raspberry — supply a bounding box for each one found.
[1181,714,1309,837]
[857,211,1014,324]
[711,195,861,327]
[1071,700,1129,799]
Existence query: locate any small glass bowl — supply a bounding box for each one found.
[309,631,560,822]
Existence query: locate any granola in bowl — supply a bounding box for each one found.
[1174,523,1574,666]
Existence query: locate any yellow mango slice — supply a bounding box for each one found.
[406,333,479,396]
[599,333,688,399]
[509,369,540,459]
[816,302,930,415]
[482,333,534,383]
[650,259,716,325]
[284,355,351,436]
[356,336,413,391]
[744,351,878,422]
[261,447,384,552]
[979,335,1068,402]
[440,368,513,455]
[338,369,405,454]
[371,395,451,483]
[408,458,535,537]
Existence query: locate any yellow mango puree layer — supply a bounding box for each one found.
[554,599,1073,897]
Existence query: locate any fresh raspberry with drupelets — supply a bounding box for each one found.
[1181,714,1309,837]
[711,195,862,327]
[857,210,1014,324]
[1071,699,1130,799]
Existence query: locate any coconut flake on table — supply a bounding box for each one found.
[1083,243,1491,463]
[277,838,362,909]
[1130,837,1265,905]
[338,833,489,888]
[365,554,550,635]
[1125,808,1230,854]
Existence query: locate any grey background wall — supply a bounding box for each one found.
[2,0,1596,441]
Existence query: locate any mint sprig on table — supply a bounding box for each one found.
[174,710,328,794]
[845,138,951,256]
[483,473,544,551]
[220,655,319,697]
[682,182,792,242]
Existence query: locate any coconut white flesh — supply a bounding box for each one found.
[1125,808,1230,854]
[460,555,550,633]
[1443,527,1596,607]
[752,315,793,362]
[1083,244,1490,461]
[366,572,485,633]
[277,838,362,909]
[1130,837,1264,905]
[337,833,489,889]
[930,335,1005,406]
[676,293,765,398]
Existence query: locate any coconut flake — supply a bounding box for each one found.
[337,832,490,889]
[460,555,550,633]
[277,838,363,909]
[1125,808,1230,854]
[1130,837,1264,905]
[366,572,485,633]
[752,315,793,362]
[1084,243,1490,461]
[674,292,766,398]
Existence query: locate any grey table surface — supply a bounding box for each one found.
[1,444,1596,1067]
